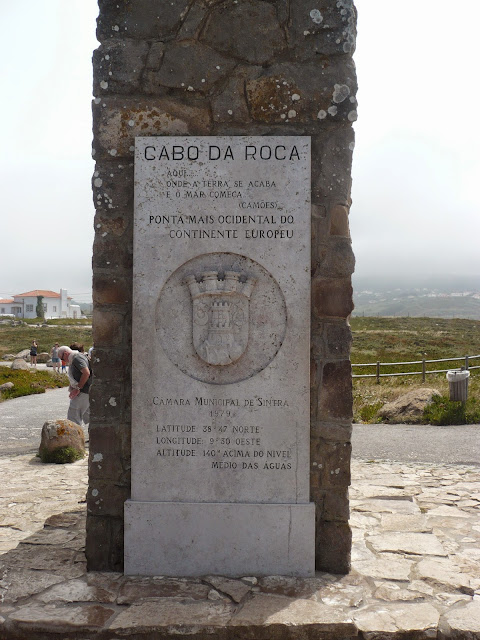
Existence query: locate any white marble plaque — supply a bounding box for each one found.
[126,136,314,576]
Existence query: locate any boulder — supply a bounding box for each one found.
[46,359,54,368]
[37,352,50,363]
[0,382,14,391]
[11,358,29,370]
[2,354,16,360]
[15,349,30,359]
[378,388,441,424]
[39,420,85,464]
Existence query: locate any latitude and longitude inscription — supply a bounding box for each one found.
[154,396,292,472]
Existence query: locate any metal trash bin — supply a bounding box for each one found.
[446,369,470,402]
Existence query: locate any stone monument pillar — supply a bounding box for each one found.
[89,0,356,575]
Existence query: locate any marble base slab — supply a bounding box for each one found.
[124,500,315,577]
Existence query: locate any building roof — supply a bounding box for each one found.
[14,290,61,299]
[0,299,14,304]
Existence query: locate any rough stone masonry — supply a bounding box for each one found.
[89,0,357,573]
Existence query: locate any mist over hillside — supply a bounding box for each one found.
[352,274,480,319]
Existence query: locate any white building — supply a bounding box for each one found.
[0,289,81,319]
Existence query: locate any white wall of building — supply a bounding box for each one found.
[19,296,64,319]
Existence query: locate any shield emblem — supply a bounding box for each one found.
[186,272,255,366]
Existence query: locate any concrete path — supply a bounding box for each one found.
[352,422,480,465]
[0,454,479,638]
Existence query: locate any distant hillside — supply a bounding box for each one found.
[353,274,480,320]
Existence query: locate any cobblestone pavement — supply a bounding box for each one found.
[0,454,479,638]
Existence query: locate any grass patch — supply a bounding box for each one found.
[358,401,383,423]
[351,317,480,370]
[351,317,480,424]
[0,322,92,358]
[39,446,84,464]
[0,366,68,401]
[422,395,480,425]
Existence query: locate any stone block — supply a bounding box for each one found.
[442,601,480,638]
[88,480,130,518]
[89,380,130,424]
[201,0,287,64]
[315,520,351,574]
[310,485,349,522]
[353,603,440,638]
[246,60,357,124]
[324,320,352,358]
[109,599,235,634]
[125,502,315,577]
[312,277,354,319]
[311,203,329,267]
[313,421,353,442]
[93,233,133,271]
[90,347,130,381]
[330,203,350,237]
[92,274,131,305]
[312,128,355,202]
[8,603,116,633]
[92,308,124,346]
[116,577,210,605]
[212,66,260,123]
[148,41,236,94]
[178,2,208,39]
[145,42,165,70]
[93,41,149,95]
[92,97,211,159]
[96,0,190,41]
[230,593,357,633]
[311,437,351,488]
[85,515,123,572]
[92,161,134,214]
[316,238,355,278]
[318,360,353,420]
[89,425,130,481]
[324,488,350,522]
[287,0,357,60]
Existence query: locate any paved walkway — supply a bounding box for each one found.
[0,385,84,455]
[1,453,479,638]
[352,422,480,465]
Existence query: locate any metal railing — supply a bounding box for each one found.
[352,354,480,382]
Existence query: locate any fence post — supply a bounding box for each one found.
[465,355,469,370]
[376,361,380,384]
[422,359,426,383]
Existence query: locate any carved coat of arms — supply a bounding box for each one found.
[186,271,256,366]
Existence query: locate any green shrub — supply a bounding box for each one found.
[423,395,480,425]
[39,446,84,464]
[357,401,383,423]
[0,367,68,401]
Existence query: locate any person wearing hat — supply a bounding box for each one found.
[57,345,90,427]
